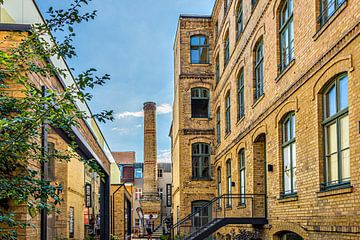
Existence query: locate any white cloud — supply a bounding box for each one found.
[157,149,171,163]
[111,127,130,136]
[157,103,172,114]
[115,103,172,119]
[135,124,143,128]
[116,110,144,119]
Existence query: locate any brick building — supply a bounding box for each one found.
[0,1,120,239]
[170,0,360,239]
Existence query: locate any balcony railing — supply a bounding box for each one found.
[171,194,267,240]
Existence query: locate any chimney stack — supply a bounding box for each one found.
[143,102,157,196]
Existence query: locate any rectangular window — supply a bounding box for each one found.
[226,160,232,207]
[158,187,163,199]
[323,74,349,189]
[239,150,246,205]
[319,0,346,27]
[192,143,211,179]
[215,55,220,84]
[191,88,210,118]
[190,35,210,64]
[158,168,163,178]
[224,35,230,67]
[238,69,245,120]
[279,0,294,72]
[217,168,222,207]
[135,188,142,200]
[255,41,264,100]
[225,94,231,134]
[282,113,296,195]
[135,168,143,179]
[217,109,221,144]
[237,1,243,40]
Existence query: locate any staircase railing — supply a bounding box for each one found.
[170,194,267,239]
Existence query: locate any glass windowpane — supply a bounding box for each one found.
[326,123,338,155]
[339,75,348,110]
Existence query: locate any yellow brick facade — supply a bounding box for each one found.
[171,0,360,239]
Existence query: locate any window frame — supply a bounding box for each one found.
[279,0,294,72]
[224,33,230,67]
[239,149,246,205]
[215,55,220,85]
[190,35,210,64]
[281,112,297,196]
[225,93,231,134]
[236,0,244,40]
[191,88,210,119]
[216,108,221,144]
[226,159,232,207]
[254,39,264,101]
[158,168,163,178]
[318,0,346,27]
[192,143,211,180]
[237,68,245,120]
[322,73,350,189]
[217,167,222,207]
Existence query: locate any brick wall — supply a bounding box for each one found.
[172,0,360,239]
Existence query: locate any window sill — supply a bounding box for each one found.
[224,131,231,139]
[313,1,347,41]
[191,117,211,121]
[275,59,295,83]
[317,184,352,198]
[237,204,246,209]
[252,94,265,109]
[190,63,211,66]
[191,177,213,181]
[277,193,298,203]
[236,115,245,127]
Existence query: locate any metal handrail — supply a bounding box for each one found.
[170,194,266,230]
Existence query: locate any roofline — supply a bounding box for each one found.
[179,14,212,19]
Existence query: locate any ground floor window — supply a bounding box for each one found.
[278,231,303,240]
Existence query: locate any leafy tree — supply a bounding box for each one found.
[0,0,113,238]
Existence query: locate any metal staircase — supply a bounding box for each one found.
[170,194,268,240]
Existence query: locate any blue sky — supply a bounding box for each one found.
[36,0,215,162]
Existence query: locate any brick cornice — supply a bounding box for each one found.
[179,73,214,80]
[215,20,360,160]
[182,129,215,135]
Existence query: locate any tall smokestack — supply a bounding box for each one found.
[143,102,157,196]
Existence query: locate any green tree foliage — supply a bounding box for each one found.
[0,0,113,238]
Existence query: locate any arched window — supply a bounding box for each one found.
[216,108,221,144]
[237,68,245,120]
[279,0,294,72]
[191,88,209,118]
[282,112,296,195]
[225,93,231,134]
[323,74,349,188]
[226,159,232,207]
[224,32,230,67]
[190,35,210,64]
[278,231,303,240]
[239,149,246,205]
[192,143,211,179]
[254,39,264,101]
[319,0,346,27]
[236,0,244,39]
